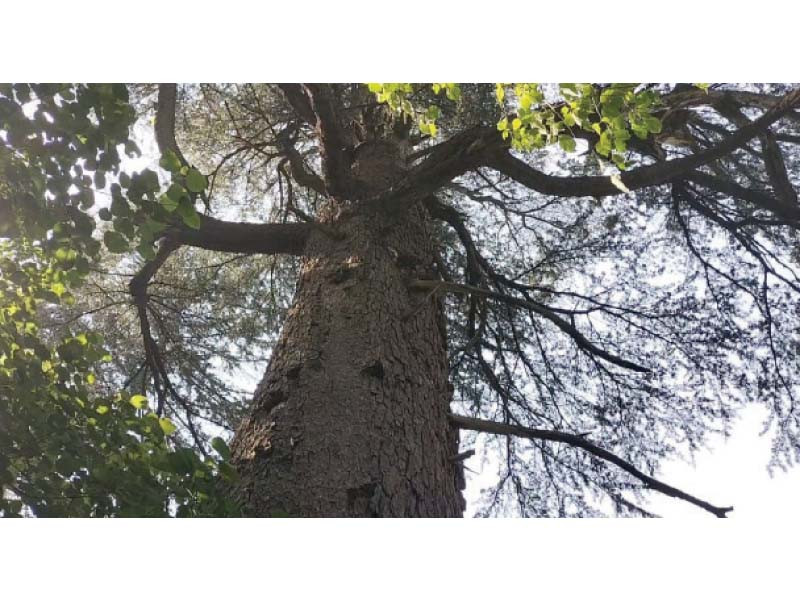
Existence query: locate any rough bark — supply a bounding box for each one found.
[230,136,465,517]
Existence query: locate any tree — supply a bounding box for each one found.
[2,83,800,517]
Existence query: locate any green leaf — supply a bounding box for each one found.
[103,231,128,254]
[139,168,161,192]
[159,150,182,173]
[211,437,231,460]
[130,394,148,410]
[166,182,186,202]
[558,135,576,152]
[168,448,196,475]
[176,198,201,229]
[185,168,207,193]
[595,131,612,157]
[181,209,201,230]
[644,116,662,134]
[160,193,179,213]
[110,195,130,217]
[159,417,177,436]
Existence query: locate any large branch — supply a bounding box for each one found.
[276,84,317,127]
[302,83,352,197]
[169,217,312,256]
[371,88,800,218]
[371,126,500,215]
[667,87,800,123]
[409,279,649,373]
[713,94,798,207]
[686,171,800,224]
[154,85,314,255]
[275,126,326,196]
[155,84,188,163]
[129,239,178,415]
[450,413,733,518]
[487,88,800,199]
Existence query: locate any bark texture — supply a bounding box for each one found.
[230,181,465,517]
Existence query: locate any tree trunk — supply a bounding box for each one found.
[229,202,466,517]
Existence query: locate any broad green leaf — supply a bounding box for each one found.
[166,182,186,202]
[644,116,663,134]
[103,231,128,254]
[185,168,207,193]
[160,193,179,213]
[159,417,177,436]
[159,149,182,173]
[211,437,231,460]
[559,135,576,152]
[130,394,149,410]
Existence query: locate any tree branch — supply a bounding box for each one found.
[487,87,800,199]
[155,83,188,163]
[302,83,352,197]
[169,217,312,256]
[450,413,733,518]
[154,85,315,255]
[276,84,318,126]
[713,94,798,207]
[129,239,179,415]
[686,171,800,225]
[409,279,649,373]
[371,126,500,214]
[275,127,326,196]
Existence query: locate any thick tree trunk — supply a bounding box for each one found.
[230,203,465,517]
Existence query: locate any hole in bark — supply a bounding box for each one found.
[257,389,287,415]
[346,482,382,516]
[286,364,302,379]
[361,360,385,379]
[328,267,351,284]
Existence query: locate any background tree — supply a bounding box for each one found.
[2,83,800,517]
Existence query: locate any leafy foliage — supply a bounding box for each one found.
[0,84,239,516]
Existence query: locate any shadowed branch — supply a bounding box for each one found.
[450,413,734,518]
